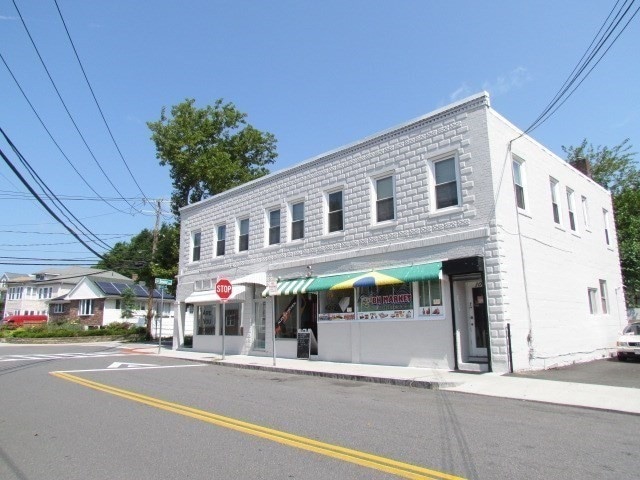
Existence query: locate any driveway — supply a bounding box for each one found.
[511,357,640,389]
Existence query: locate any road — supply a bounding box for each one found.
[1,343,639,480]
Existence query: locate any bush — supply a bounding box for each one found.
[1,322,146,339]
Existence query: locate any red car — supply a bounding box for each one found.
[2,314,48,326]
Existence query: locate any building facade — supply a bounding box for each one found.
[173,93,626,373]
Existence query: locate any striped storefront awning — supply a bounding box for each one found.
[262,276,315,296]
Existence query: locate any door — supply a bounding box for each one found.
[465,281,488,357]
[253,300,266,350]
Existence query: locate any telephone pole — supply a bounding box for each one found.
[146,199,162,339]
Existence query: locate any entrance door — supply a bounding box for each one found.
[465,281,488,357]
[253,300,266,350]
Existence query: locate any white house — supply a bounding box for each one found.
[172,92,626,373]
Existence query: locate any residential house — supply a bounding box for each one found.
[172,92,626,373]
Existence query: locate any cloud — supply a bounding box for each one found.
[482,67,531,97]
[449,83,473,102]
[0,15,17,21]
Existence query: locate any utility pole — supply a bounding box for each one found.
[146,199,162,340]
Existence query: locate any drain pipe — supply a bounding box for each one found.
[506,322,514,373]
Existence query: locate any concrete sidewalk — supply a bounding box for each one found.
[124,345,640,416]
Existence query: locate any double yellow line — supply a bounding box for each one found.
[51,371,465,480]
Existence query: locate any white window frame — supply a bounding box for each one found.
[289,201,305,241]
[599,279,609,314]
[566,187,577,232]
[429,153,462,213]
[266,207,281,246]
[215,224,226,257]
[588,288,598,314]
[581,196,591,231]
[372,174,396,224]
[550,178,561,225]
[325,189,344,234]
[191,231,201,262]
[79,299,94,316]
[237,217,250,252]
[53,304,65,314]
[512,156,527,211]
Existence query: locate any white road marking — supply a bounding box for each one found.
[53,364,204,373]
[0,352,129,362]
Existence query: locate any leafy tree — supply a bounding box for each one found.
[120,287,136,320]
[563,138,639,306]
[148,98,278,216]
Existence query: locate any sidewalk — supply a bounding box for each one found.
[126,345,640,416]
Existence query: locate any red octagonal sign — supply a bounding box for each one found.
[215,278,233,300]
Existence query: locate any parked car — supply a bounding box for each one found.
[617,322,640,361]
[1,314,48,326]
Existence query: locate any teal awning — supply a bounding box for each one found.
[307,261,442,291]
[262,276,315,296]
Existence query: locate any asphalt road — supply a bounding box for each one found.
[1,343,639,480]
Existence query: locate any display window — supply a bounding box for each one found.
[318,289,355,321]
[196,304,216,335]
[356,283,413,320]
[275,294,298,338]
[416,279,444,317]
[223,303,242,335]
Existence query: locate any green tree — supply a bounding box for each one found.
[563,138,639,306]
[148,99,278,216]
[120,287,136,320]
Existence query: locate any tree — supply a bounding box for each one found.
[147,99,278,216]
[563,138,639,306]
[120,287,136,320]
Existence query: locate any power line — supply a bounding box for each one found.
[10,0,142,214]
[53,0,151,204]
[0,126,112,251]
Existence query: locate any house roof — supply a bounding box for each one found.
[93,280,175,300]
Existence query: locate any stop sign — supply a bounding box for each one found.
[215,278,233,300]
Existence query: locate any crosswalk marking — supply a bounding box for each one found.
[0,352,129,362]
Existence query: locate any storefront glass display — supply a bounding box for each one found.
[357,283,413,320]
[318,289,355,321]
[275,294,298,338]
[223,303,242,335]
[196,304,215,335]
[417,279,444,317]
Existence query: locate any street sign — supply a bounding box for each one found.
[215,278,233,300]
[155,278,173,286]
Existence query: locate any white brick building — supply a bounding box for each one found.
[173,92,626,373]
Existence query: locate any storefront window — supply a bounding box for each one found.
[223,303,242,335]
[318,289,355,321]
[196,304,216,335]
[417,279,444,317]
[357,283,413,320]
[275,294,298,338]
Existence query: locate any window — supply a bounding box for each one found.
[357,283,413,320]
[599,280,609,314]
[588,288,598,314]
[216,225,226,256]
[53,304,65,314]
[512,158,526,210]
[115,299,121,309]
[268,209,281,245]
[238,218,249,251]
[223,303,242,335]
[291,202,304,240]
[434,157,459,209]
[581,196,590,230]
[417,279,444,317]
[38,287,52,299]
[327,190,344,233]
[275,295,298,338]
[550,178,561,224]
[603,209,611,246]
[191,231,201,262]
[79,299,94,316]
[196,304,216,335]
[318,289,355,321]
[9,287,22,300]
[566,188,577,232]
[375,176,395,222]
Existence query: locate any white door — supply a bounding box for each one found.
[465,281,488,357]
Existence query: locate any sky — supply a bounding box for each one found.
[1,0,638,275]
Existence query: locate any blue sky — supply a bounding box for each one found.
[1,0,638,274]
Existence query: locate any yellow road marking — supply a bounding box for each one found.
[51,371,466,480]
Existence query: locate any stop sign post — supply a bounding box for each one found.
[215,278,232,360]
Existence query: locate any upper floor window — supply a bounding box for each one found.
[599,279,609,314]
[512,158,526,210]
[566,188,577,232]
[291,202,304,240]
[216,224,226,256]
[433,157,459,210]
[238,218,250,252]
[374,175,395,222]
[603,209,611,246]
[327,190,344,233]
[191,231,201,262]
[581,196,590,230]
[550,178,561,224]
[38,287,52,299]
[587,288,598,314]
[268,209,281,245]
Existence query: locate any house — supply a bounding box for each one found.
[172,92,626,373]
[50,277,178,337]
[2,267,130,319]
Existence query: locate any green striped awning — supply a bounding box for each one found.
[262,276,315,296]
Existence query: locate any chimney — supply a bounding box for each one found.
[570,157,592,178]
